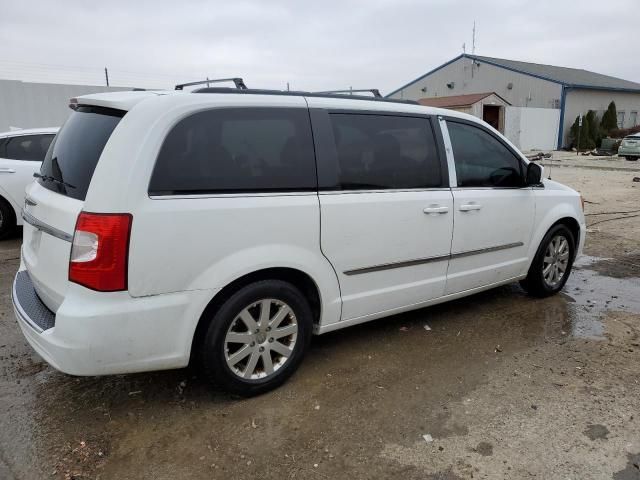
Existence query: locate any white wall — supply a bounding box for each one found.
[0,79,130,132]
[388,56,563,109]
[505,107,560,152]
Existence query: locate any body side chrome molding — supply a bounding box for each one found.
[344,253,449,275]
[343,241,524,276]
[450,242,524,259]
[21,210,73,242]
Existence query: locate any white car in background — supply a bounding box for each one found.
[0,127,58,238]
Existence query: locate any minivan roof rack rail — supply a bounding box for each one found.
[190,87,418,105]
[316,89,382,98]
[175,78,247,91]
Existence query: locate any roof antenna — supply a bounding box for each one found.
[472,21,476,55]
[462,42,466,54]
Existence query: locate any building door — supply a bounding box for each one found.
[483,105,501,131]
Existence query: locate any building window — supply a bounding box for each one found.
[631,111,638,127]
[617,111,625,129]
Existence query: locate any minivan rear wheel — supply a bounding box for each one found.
[199,280,313,396]
[520,224,575,298]
[0,197,16,240]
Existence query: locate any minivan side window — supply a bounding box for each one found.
[447,121,524,188]
[327,114,442,190]
[5,134,54,161]
[149,108,316,195]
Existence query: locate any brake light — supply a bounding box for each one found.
[69,212,132,291]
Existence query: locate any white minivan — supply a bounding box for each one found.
[13,87,585,395]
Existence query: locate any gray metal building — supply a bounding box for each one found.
[388,54,640,148]
[0,79,129,133]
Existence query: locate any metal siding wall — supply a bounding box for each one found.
[389,57,563,109]
[562,89,640,147]
[505,107,560,151]
[0,80,130,132]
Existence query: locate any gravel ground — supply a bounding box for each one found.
[1,155,639,480]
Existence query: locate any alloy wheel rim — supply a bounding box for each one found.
[542,234,570,288]
[224,299,298,380]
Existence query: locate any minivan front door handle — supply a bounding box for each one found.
[459,203,482,211]
[423,205,449,215]
[0,168,16,174]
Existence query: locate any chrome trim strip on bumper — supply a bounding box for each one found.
[21,210,73,242]
[343,242,524,276]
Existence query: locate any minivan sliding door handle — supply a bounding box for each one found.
[0,168,16,174]
[459,203,482,211]
[423,205,449,214]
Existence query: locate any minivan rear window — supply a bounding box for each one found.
[38,106,124,200]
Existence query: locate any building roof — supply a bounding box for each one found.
[470,55,640,91]
[387,54,640,97]
[418,92,510,108]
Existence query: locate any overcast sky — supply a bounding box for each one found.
[1,0,638,94]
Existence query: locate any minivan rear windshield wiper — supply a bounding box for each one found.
[33,172,76,189]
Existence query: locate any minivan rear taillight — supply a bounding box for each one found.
[69,212,132,291]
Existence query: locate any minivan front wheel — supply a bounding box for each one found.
[520,224,575,297]
[199,280,313,396]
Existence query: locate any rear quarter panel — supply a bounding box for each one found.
[84,94,342,327]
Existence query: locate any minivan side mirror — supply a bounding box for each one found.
[525,162,543,186]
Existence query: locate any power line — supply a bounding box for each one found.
[0,58,207,89]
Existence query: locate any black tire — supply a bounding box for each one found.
[625,156,638,161]
[0,197,17,240]
[198,279,313,396]
[520,224,576,298]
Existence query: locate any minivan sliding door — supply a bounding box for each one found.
[309,105,453,322]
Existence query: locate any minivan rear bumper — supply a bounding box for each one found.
[13,269,215,376]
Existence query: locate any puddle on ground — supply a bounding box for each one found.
[561,255,640,339]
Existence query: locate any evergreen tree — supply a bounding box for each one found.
[600,101,618,132]
[579,115,595,150]
[569,115,580,147]
[586,110,601,147]
[569,114,595,150]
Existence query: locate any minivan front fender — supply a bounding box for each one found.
[527,194,585,270]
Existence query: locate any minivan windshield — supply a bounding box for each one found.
[38,106,125,200]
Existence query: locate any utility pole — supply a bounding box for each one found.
[104,67,109,87]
